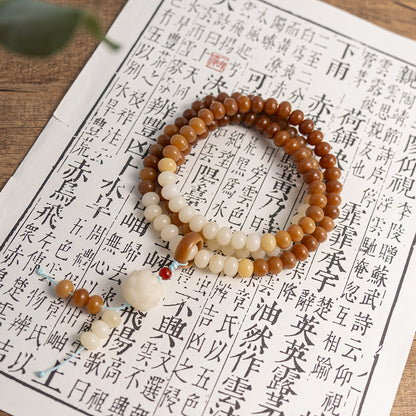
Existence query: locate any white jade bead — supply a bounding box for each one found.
[161,224,179,241]
[246,233,261,252]
[209,254,225,273]
[207,239,220,251]
[216,227,232,246]
[153,214,171,231]
[169,195,186,212]
[179,206,196,223]
[102,309,121,328]
[252,249,266,259]
[194,249,212,268]
[202,221,219,240]
[91,320,111,339]
[158,171,176,186]
[223,256,239,277]
[144,204,162,221]
[231,231,246,250]
[169,234,183,252]
[222,244,236,256]
[235,247,250,259]
[161,183,180,200]
[121,269,163,312]
[189,214,207,232]
[80,331,100,350]
[187,245,199,261]
[142,192,160,207]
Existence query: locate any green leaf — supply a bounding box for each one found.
[0,0,81,56]
[80,11,119,50]
[0,0,119,56]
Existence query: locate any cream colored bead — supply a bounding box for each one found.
[187,244,199,261]
[252,249,266,259]
[160,224,179,241]
[189,214,207,232]
[91,320,111,339]
[202,221,219,240]
[161,183,180,200]
[158,170,176,186]
[235,247,250,259]
[209,254,225,274]
[153,214,171,231]
[207,238,220,251]
[223,257,238,277]
[194,249,212,268]
[168,234,183,252]
[158,157,176,172]
[222,244,235,256]
[142,192,160,207]
[261,233,277,252]
[179,205,196,223]
[238,259,254,278]
[121,269,163,312]
[231,231,246,250]
[169,195,186,212]
[144,204,162,221]
[216,227,232,246]
[102,309,121,328]
[246,233,261,252]
[80,331,100,350]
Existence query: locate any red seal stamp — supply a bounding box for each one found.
[206,52,229,73]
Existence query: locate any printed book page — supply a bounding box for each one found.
[0,0,416,415]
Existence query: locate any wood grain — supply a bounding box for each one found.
[0,1,415,415]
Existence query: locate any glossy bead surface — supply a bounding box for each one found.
[287,224,304,243]
[238,259,254,278]
[158,158,177,172]
[223,257,239,277]
[142,191,160,207]
[275,230,292,249]
[209,254,225,274]
[302,235,319,252]
[161,183,179,200]
[102,309,121,328]
[194,249,212,268]
[268,256,283,274]
[231,231,246,250]
[189,214,207,232]
[298,216,316,234]
[170,134,188,151]
[80,331,100,350]
[319,216,335,232]
[291,243,309,261]
[86,295,104,314]
[169,195,186,212]
[306,206,325,222]
[261,233,277,252]
[216,227,233,246]
[91,320,111,339]
[72,288,89,307]
[158,171,176,186]
[153,214,171,231]
[202,221,219,240]
[138,180,155,195]
[160,224,179,241]
[144,204,162,221]
[55,279,74,298]
[253,258,269,277]
[280,252,297,269]
[189,117,206,135]
[246,233,261,252]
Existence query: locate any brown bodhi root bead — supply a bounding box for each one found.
[174,232,204,264]
[302,235,319,252]
[319,216,335,232]
[280,251,297,269]
[56,280,74,298]
[253,258,269,277]
[86,295,104,314]
[268,256,283,274]
[72,288,89,307]
[291,243,309,261]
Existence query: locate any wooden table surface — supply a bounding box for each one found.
[0,1,415,415]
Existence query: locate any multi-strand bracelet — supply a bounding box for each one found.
[37,92,341,372]
[138,92,341,282]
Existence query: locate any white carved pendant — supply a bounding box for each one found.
[121,269,163,312]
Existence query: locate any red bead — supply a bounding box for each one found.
[159,267,172,280]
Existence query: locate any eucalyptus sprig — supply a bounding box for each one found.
[0,0,118,56]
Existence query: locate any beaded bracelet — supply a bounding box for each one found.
[37,92,341,375]
[138,92,341,286]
